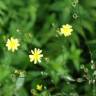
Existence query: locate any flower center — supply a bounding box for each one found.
[10,41,16,48]
[34,52,39,60]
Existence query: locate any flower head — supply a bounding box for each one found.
[29,48,43,64]
[59,24,73,37]
[6,37,20,52]
[36,84,43,91]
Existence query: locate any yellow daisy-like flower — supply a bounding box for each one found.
[59,24,73,37]
[29,48,43,64]
[36,84,43,91]
[6,37,20,52]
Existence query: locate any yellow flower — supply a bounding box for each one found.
[29,48,43,64]
[14,70,25,77]
[6,37,20,52]
[59,24,73,37]
[36,84,43,91]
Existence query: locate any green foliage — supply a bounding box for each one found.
[0,0,96,96]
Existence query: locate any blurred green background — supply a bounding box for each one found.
[0,0,96,96]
